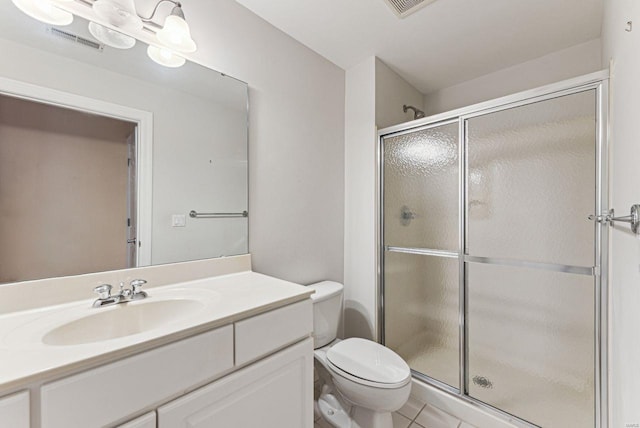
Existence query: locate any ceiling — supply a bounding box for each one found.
[233,0,603,94]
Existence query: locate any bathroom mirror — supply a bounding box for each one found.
[0,2,248,284]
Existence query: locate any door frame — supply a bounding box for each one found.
[0,75,153,266]
[377,69,610,428]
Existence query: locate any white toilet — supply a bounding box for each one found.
[309,281,411,428]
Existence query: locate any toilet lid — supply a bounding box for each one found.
[326,338,410,385]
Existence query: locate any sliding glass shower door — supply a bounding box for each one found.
[383,121,461,389]
[381,84,604,428]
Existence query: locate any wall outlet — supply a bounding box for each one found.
[172,214,186,227]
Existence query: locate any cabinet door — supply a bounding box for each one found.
[0,390,29,428]
[158,338,314,428]
[117,412,156,428]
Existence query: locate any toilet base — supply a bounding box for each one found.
[317,391,351,428]
[316,386,397,428]
[351,406,393,428]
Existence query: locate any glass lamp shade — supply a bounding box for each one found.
[88,22,136,49]
[93,0,142,31]
[156,15,196,53]
[11,0,73,26]
[147,45,186,68]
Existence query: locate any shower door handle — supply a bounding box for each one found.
[587,213,609,223]
[589,205,640,233]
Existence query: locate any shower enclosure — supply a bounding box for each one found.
[378,72,608,428]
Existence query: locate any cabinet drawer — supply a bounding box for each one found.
[235,299,312,366]
[0,390,29,428]
[41,326,233,428]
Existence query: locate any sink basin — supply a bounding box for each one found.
[2,287,220,348]
[42,299,205,346]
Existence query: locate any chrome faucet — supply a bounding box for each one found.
[92,279,148,308]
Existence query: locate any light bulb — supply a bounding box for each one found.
[11,0,73,26]
[92,0,142,31]
[88,21,136,49]
[147,45,186,68]
[34,0,54,14]
[156,15,196,53]
[160,48,172,60]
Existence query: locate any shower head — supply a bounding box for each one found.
[403,104,426,120]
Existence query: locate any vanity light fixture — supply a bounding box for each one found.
[141,1,197,53]
[88,21,136,49]
[14,0,195,68]
[146,45,186,68]
[154,4,196,53]
[92,0,142,31]
[140,1,195,67]
[11,0,74,26]
[88,0,141,51]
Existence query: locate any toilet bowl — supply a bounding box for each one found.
[309,281,411,428]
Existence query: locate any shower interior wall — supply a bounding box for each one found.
[375,58,425,129]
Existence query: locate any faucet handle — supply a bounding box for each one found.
[93,284,112,299]
[130,279,147,294]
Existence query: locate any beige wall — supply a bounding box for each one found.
[0,95,134,282]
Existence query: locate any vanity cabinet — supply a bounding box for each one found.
[117,412,156,428]
[0,390,30,428]
[158,338,314,428]
[41,326,234,428]
[31,299,313,428]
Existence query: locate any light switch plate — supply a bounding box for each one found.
[172,214,186,227]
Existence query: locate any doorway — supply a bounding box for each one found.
[0,94,137,282]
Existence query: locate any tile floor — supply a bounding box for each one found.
[313,395,478,428]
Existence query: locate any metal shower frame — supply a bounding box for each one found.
[376,70,610,428]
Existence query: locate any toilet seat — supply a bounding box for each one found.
[326,338,411,389]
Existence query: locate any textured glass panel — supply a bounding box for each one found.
[467,263,595,427]
[384,123,458,250]
[384,251,459,388]
[466,90,596,267]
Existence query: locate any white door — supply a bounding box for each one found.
[126,131,137,268]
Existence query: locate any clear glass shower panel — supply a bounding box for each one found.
[383,123,458,251]
[384,251,459,388]
[467,263,595,428]
[466,90,596,267]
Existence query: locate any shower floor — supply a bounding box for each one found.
[395,332,594,428]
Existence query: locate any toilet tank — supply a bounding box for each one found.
[307,281,343,349]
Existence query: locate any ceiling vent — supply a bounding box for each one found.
[47,27,104,52]
[382,0,438,18]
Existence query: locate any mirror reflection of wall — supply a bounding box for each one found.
[0,95,137,283]
[0,1,249,284]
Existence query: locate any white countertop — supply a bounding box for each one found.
[0,271,312,394]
